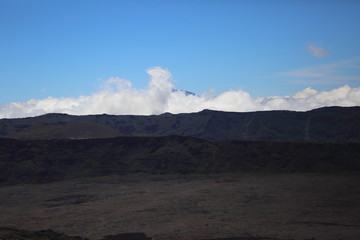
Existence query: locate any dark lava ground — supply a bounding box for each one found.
[0,173,359,240]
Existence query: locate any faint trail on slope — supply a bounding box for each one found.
[242,114,254,140]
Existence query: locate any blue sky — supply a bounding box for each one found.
[1,0,360,117]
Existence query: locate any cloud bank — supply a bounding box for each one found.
[1,66,360,119]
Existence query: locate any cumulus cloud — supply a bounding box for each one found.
[0,66,360,119]
[307,41,329,57]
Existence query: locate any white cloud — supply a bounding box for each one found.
[102,77,132,91]
[307,41,329,57]
[257,85,360,111]
[292,87,318,99]
[0,66,360,119]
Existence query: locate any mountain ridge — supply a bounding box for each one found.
[0,106,359,142]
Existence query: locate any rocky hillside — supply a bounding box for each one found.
[7,122,123,139]
[1,136,359,185]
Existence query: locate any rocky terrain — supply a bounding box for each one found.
[0,136,359,185]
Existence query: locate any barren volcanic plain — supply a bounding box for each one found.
[0,173,359,240]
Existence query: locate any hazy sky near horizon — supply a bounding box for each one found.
[1,0,360,118]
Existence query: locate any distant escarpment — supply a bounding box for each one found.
[0,106,359,142]
[1,136,359,185]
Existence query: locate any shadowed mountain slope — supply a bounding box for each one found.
[1,136,359,185]
[0,106,359,142]
[8,122,123,139]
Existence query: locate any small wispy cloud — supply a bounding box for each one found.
[0,67,359,119]
[277,58,360,85]
[307,41,329,57]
